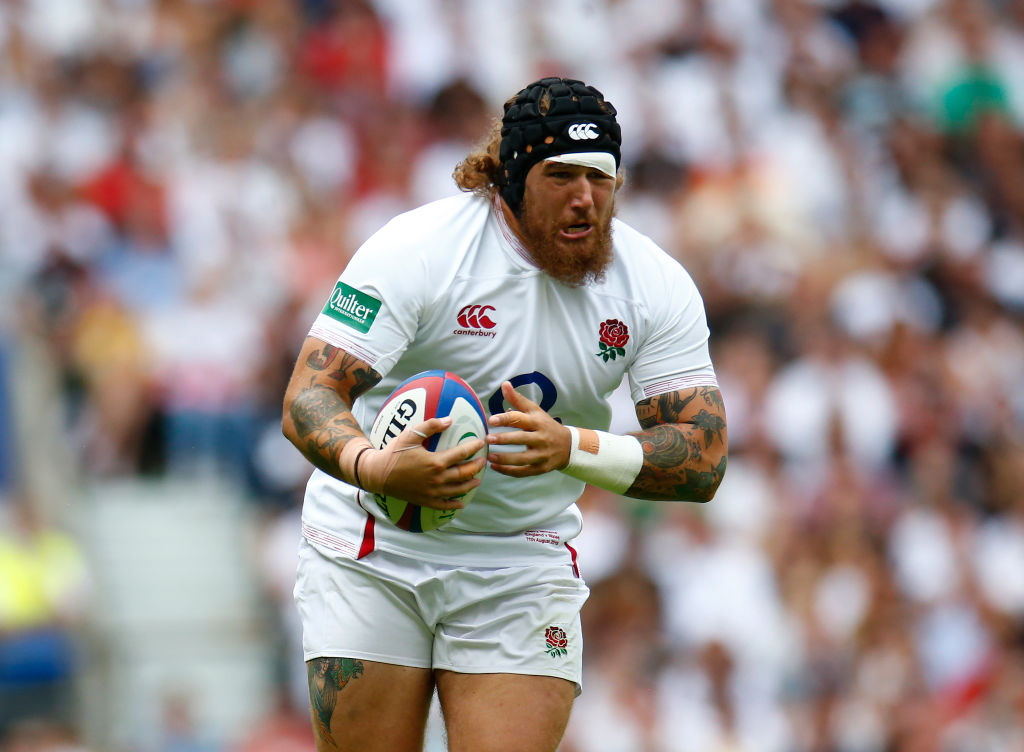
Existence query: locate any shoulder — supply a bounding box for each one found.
[371,193,491,247]
[609,218,701,296]
[342,193,493,294]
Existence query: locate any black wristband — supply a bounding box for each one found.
[352,446,373,491]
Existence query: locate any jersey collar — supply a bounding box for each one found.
[491,193,539,271]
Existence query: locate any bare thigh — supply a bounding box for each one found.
[435,670,576,752]
[307,657,434,752]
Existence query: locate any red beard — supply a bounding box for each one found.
[515,199,616,287]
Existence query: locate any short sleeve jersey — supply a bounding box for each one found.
[300,193,718,566]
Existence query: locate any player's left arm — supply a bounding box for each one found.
[627,385,727,502]
[487,381,727,503]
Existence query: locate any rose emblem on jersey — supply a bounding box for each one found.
[596,319,629,362]
[545,626,568,658]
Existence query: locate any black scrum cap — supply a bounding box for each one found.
[498,77,621,216]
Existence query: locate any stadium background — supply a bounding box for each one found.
[2,0,1024,749]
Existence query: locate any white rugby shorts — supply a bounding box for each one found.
[294,538,590,692]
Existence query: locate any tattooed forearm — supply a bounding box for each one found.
[628,387,727,502]
[637,424,694,468]
[305,345,381,402]
[291,384,352,439]
[283,342,383,481]
[302,423,361,477]
[289,383,365,476]
[308,657,365,750]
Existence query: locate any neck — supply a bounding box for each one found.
[493,193,533,264]
[499,197,524,243]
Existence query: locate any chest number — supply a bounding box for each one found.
[488,371,559,418]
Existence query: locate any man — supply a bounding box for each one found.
[281,77,727,752]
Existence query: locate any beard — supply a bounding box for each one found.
[516,197,615,287]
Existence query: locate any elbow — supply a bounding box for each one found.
[281,395,299,448]
[690,450,728,504]
[694,483,722,504]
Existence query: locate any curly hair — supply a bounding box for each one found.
[453,117,503,200]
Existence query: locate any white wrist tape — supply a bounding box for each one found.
[561,426,644,495]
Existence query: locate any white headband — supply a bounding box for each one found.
[544,151,617,178]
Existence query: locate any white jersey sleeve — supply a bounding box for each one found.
[614,224,718,403]
[307,203,454,377]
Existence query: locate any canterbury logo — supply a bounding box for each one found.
[567,123,600,140]
[457,304,496,329]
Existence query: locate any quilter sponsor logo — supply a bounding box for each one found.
[453,304,496,338]
[322,281,381,334]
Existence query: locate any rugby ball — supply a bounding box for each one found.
[367,370,488,532]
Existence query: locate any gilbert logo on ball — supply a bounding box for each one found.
[368,370,488,533]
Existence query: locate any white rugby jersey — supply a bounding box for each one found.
[300,192,718,567]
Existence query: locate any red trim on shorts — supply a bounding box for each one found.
[565,543,580,578]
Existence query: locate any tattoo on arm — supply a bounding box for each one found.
[305,344,341,371]
[305,345,381,402]
[290,383,353,440]
[329,352,381,402]
[308,657,365,749]
[289,382,367,477]
[288,346,382,480]
[635,389,696,429]
[629,386,727,502]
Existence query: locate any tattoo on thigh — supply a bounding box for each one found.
[308,657,365,748]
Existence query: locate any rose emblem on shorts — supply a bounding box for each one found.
[596,319,629,362]
[544,626,568,658]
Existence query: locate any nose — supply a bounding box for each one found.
[569,176,594,210]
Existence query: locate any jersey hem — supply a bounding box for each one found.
[640,374,719,399]
[301,522,582,569]
[307,325,381,367]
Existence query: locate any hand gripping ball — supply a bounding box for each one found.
[367,370,488,532]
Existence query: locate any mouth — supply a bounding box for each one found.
[560,222,593,239]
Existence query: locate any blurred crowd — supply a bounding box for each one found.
[2,0,1024,749]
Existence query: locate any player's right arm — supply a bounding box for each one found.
[281,336,484,508]
[282,337,382,482]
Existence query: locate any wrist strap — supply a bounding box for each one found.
[352,446,373,491]
[561,426,643,495]
[339,437,373,489]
